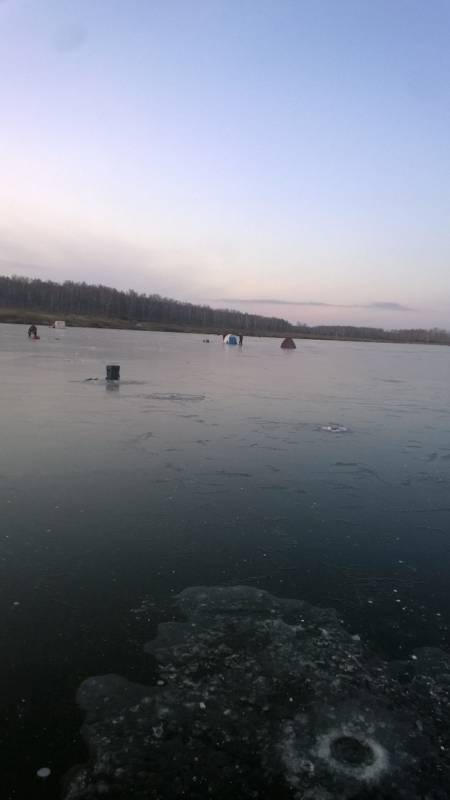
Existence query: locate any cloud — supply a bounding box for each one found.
[220,298,328,306]
[218,298,413,311]
[365,302,411,311]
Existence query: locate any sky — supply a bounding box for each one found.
[0,0,449,329]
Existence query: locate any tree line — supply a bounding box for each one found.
[294,322,450,344]
[0,275,291,334]
[0,274,449,344]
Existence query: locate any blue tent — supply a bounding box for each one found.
[224,334,238,345]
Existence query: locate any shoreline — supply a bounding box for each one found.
[0,308,448,346]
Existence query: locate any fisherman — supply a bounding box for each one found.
[28,324,37,338]
[239,333,244,345]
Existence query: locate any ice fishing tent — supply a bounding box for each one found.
[280,337,296,349]
[224,334,238,345]
[53,320,66,329]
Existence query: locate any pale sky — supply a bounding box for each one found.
[1,0,449,328]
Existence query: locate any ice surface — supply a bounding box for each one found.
[64,585,450,799]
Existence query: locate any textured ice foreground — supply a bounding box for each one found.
[65,586,450,799]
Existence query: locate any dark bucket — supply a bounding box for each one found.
[106,365,120,381]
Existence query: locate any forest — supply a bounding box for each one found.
[0,275,290,335]
[1,274,449,345]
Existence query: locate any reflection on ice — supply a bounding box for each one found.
[65,586,450,799]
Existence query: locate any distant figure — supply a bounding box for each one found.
[222,333,226,342]
[28,324,37,338]
[280,337,296,349]
[239,334,243,345]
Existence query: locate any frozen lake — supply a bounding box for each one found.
[2,323,450,798]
